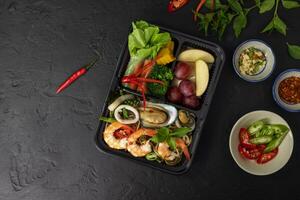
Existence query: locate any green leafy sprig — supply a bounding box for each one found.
[195,0,300,40]
[150,127,191,150]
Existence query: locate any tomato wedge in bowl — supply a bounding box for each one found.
[229,110,294,176]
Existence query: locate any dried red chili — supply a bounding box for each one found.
[278,76,300,104]
[56,58,98,94]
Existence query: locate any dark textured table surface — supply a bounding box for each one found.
[0,0,299,199]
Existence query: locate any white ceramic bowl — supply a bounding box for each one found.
[233,40,275,82]
[229,110,293,176]
[273,69,300,112]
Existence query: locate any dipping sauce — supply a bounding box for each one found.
[239,47,267,76]
[278,76,300,104]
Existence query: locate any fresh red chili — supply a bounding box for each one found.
[194,0,207,21]
[121,75,164,109]
[122,75,164,85]
[56,58,98,94]
[168,0,190,12]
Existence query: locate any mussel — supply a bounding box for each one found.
[138,102,177,128]
[175,110,196,131]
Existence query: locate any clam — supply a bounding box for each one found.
[138,102,177,128]
[175,110,196,131]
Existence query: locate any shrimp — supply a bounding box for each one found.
[176,138,191,160]
[127,128,156,157]
[157,139,191,161]
[157,142,177,161]
[103,122,134,150]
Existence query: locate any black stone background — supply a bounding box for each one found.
[0,0,299,199]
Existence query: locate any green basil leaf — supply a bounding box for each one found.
[228,0,243,13]
[170,127,192,137]
[205,0,227,9]
[99,116,116,123]
[198,12,216,36]
[151,127,169,143]
[217,11,234,40]
[167,137,176,151]
[282,0,300,9]
[287,43,300,59]
[259,0,276,13]
[261,20,274,33]
[211,12,221,33]
[273,15,287,35]
[233,13,247,37]
[255,0,261,7]
[204,13,215,35]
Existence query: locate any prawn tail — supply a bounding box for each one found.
[176,139,191,161]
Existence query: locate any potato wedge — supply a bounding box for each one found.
[195,60,209,96]
[178,49,215,63]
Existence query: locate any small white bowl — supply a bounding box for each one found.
[233,40,275,82]
[229,110,293,176]
[273,69,300,112]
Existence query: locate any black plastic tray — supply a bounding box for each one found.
[95,24,226,175]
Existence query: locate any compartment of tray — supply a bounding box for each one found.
[95,98,197,174]
[117,36,180,102]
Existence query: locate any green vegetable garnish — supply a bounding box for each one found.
[123,98,140,107]
[125,21,171,76]
[195,0,299,40]
[150,127,192,150]
[287,43,300,60]
[146,152,159,161]
[147,65,173,97]
[264,127,289,153]
[249,136,273,144]
[248,120,265,135]
[99,116,116,123]
[122,108,129,119]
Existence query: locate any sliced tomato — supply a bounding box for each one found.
[168,0,190,12]
[238,144,262,160]
[257,144,267,152]
[239,128,257,149]
[257,148,278,164]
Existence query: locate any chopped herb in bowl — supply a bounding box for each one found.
[239,47,267,76]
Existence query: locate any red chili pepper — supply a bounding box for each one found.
[124,79,147,109]
[122,76,164,85]
[194,0,207,21]
[121,75,164,109]
[168,0,190,12]
[56,58,98,94]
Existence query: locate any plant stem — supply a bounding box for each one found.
[274,0,280,17]
[245,5,257,14]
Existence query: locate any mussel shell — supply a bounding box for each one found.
[139,102,178,128]
[175,110,196,131]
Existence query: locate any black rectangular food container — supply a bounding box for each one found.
[95,24,225,175]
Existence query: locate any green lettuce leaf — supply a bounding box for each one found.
[125,21,171,75]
